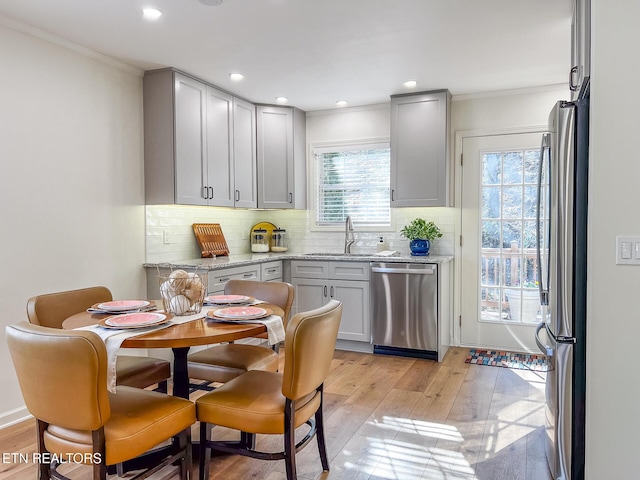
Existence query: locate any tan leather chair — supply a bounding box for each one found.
[187,280,294,389]
[6,322,195,480]
[27,286,171,392]
[196,299,343,480]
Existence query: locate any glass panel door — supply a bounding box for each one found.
[481,149,542,324]
[460,132,545,352]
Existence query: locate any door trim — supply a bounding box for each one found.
[452,125,547,348]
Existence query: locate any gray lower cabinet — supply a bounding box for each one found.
[207,264,260,294]
[146,263,266,299]
[390,90,451,207]
[146,261,282,352]
[290,261,370,342]
[144,68,257,207]
[256,105,306,209]
[261,261,283,282]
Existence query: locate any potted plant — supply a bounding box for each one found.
[505,281,540,322]
[400,218,442,256]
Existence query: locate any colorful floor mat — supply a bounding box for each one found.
[465,349,550,371]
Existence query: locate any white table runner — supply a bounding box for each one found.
[204,314,285,345]
[76,311,203,393]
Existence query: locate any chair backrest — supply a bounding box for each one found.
[224,280,295,326]
[281,299,342,401]
[6,322,111,431]
[26,286,113,329]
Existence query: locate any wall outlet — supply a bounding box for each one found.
[163,230,171,244]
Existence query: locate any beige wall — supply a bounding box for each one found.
[586,1,640,478]
[0,22,146,425]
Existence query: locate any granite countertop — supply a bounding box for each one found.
[144,251,454,271]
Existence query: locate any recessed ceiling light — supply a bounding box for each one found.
[229,73,244,82]
[199,0,224,5]
[336,100,348,107]
[276,97,288,103]
[404,80,417,88]
[142,8,163,20]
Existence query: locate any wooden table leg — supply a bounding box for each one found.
[171,347,190,399]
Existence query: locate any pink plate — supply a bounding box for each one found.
[212,306,267,319]
[204,295,250,304]
[97,300,150,312]
[104,312,166,327]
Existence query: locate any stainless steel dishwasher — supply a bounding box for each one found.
[371,262,438,360]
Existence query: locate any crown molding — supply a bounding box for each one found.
[0,14,143,77]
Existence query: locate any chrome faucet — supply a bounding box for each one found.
[344,215,355,254]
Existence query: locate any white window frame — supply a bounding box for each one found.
[309,138,397,232]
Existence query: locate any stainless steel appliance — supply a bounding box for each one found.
[371,262,438,360]
[535,84,589,480]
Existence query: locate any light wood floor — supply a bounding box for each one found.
[0,347,550,480]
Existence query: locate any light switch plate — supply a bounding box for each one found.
[616,236,640,264]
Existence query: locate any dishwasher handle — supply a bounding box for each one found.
[371,266,435,275]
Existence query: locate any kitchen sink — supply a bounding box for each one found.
[303,252,373,257]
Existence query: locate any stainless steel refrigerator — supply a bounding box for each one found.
[535,85,589,480]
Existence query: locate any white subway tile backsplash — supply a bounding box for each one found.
[146,205,457,262]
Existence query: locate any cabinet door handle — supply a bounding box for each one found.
[209,187,214,199]
[289,192,293,204]
[323,286,327,297]
[202,186,208,199]
[235,190,240,202]
[243,273,256,278]
[391,189,396,201]
[267,268,277,273]
[569,66,579,91]
[330,286,334,297]
[219,277,230,282]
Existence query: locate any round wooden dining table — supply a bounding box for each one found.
[63,303,285,399]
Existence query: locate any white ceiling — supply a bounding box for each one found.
[0,0,572,112]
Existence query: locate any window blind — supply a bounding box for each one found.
[315,143,390,226]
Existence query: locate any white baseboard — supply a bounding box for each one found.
[0,406,31,430]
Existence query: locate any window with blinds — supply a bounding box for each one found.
[314,143,390,226]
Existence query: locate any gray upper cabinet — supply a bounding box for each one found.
[232,97,258,208]
[390,90,451,207]
[204,86,234,207]
[256,105,306,209]
[143,68,257,207]
[571,0,590,99]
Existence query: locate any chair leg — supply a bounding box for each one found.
[36,420,50,480]
[156,379,168,394]
[240,431,256,450]
[91,429,107,480]
[315,406,329,471]
[178,428,192,480]
[284,399,297,480]
[199,422,212,480]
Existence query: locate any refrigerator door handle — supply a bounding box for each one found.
[537,133,551,306]
[535,321,553,356]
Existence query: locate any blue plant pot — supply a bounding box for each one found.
[410,239,430,256]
